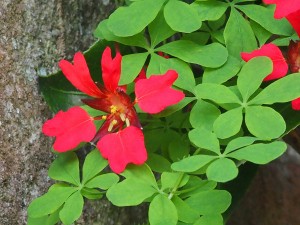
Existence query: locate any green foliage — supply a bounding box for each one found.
[35,0,300,224]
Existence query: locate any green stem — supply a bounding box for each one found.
[168,172,185,200]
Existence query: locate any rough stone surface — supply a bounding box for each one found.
[0,1,146,224]
[227,147,300,225]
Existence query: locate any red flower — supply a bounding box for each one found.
[287,40,300,73]
[292,98,300,110]
[263,0,300,37]
[42,47,184,173]
[241,43,288,81]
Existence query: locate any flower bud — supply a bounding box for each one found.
[287,40,300,73]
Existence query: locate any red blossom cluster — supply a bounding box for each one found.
[43,47,184,173]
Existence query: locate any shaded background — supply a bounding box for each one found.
[0,1,300,224]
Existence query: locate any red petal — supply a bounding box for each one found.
[135,70,185,114]
[101,47,122,92]
[241,43,288,81]
[42,106,96,152]
[97,126,147,173]
[263,0,300,18]
[286,10,300,37]
[134,68,147,83]
[59,52,103,98]
[292,97,300,110]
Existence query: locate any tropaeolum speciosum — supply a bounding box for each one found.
[42,47,184,173]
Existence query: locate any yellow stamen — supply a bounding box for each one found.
[108,119,118,132]
[101,115,107,120]
[125,118,130,127]
[110,105,118,114]
[120,113,126,121]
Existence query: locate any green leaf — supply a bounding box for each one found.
[195,83,241,104]
[172,196,199,224]
[28,185,77,218]
[59,191,84,225]
[192,0,228,21]
[94,19,148,48]
[236,5,293,36]
[160,58,196,92]
[48,152,80,186]
[107,164,158,206]
[213,107,243,139]
[190,100,221,130]
[171,155,217,173]
[85,173,119,189]
[157,40,228,68]
[250,20,272,46]
[164,0,201,33]
[237,57,273,102]
[249,73,300,105]
[149,194,178,225]
[168,138,190,162]
[80,188,103,200]
[39,40,108,113]
[107,0,165,37]
[156,97,196,118]
[193,215,223,225]
[203,55,241,84]
[149,10,175,47]
[161,172,189,191]
[227,141,287,164]
[146,54,196,92]
[119,52,148,85]
[224,8,257,58]
[147,153,172,173]
[189,128,220,154]
[82,149,108,184]
[224,136,257,154]
[181,32,210,45]
[206,158,238,182]
[28,208,60,225]
[185,190,231,215]
[245,106,286,139]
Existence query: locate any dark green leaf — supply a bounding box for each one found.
[80,188,103,200]
[168,138,190,162]
[147,153,172,173]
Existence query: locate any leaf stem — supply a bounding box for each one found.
[168,172,184,200]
